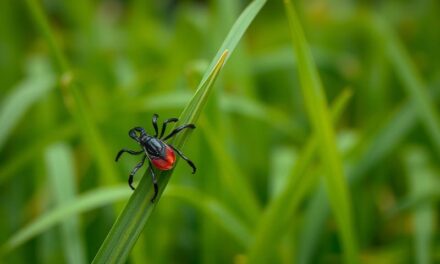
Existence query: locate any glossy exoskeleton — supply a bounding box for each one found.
[116,114,196,202]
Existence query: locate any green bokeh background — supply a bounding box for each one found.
[0,0,439,263]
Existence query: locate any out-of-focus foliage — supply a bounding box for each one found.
[0,0,439,263]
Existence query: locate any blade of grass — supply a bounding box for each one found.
[368,15,440,158]
[92,50,227,264]
[247,89,353,263]
[0,187,131,256]
[92,50,228,264]
[283,1,359,263]
[45,143,87,264]
[199,0,266,87]
[403,146,436,264]
[295,14,440,257]
[25,0,118,186]
[297,99,419,264]
[0,57,55,151]
[93,2,266,262]
[0,184,251,256]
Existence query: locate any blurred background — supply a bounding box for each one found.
[0,0,439,263]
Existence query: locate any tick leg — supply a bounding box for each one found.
[163,124,196,141]
[115,149,143,161]
[128,155,147,190]
[152,114,159,137]
[159,118,178,139]
[148,161,159,202]
[169,145,196,174]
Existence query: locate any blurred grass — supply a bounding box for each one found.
[403,146,436,264]
[0,187,130,255]
[92,50,230,264]
[0,57,55,151]
[25,0,119,186]
[368,14,440,158]
[1,0,439,263]
[248,88,353,263]
[44,143,87,264]
[283,1,359,263]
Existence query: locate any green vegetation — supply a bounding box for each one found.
[0,0,438,263]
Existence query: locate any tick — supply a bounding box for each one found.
[116,114,196,202]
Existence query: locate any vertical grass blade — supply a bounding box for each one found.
[92,1,266,262]
[92,51,228,264]
[199,0,266,87]
[369,15,440,158]
[45,143,87,264]
[25,0,118,185]
[296,13,440,260]
[403,147,436,264]
[297,99,419,264]
[247,89,353,263]
[283,1,359,263]
[0,57,55,151]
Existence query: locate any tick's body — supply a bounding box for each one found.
[116,114,196,202]
[145,138,176,170]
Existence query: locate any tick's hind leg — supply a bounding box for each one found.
[169,145,196,173]
[163,124,195,141]
[148,161,159,202]
[128,155,147,190]
[115,149,143,161]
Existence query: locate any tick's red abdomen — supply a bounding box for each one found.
[151,145,175,170]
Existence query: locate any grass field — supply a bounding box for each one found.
[0,0,439,263]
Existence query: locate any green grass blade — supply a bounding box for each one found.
[25,0,119,186]
[198,0,267,87]
[0,184,251,256]
[0,187,131,255]
[283,1,359,263]
[92,1,266,262]
[92,50,228,264]
[403,146,436,264]
[297,100,419,264]
[247,89,353,263]
[25,0,69,73]
[0,57,55,151]
[45,143,87,264]
[369,15,440,158]
[297,186,329,264]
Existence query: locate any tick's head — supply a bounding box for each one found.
[129,127,150,144]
